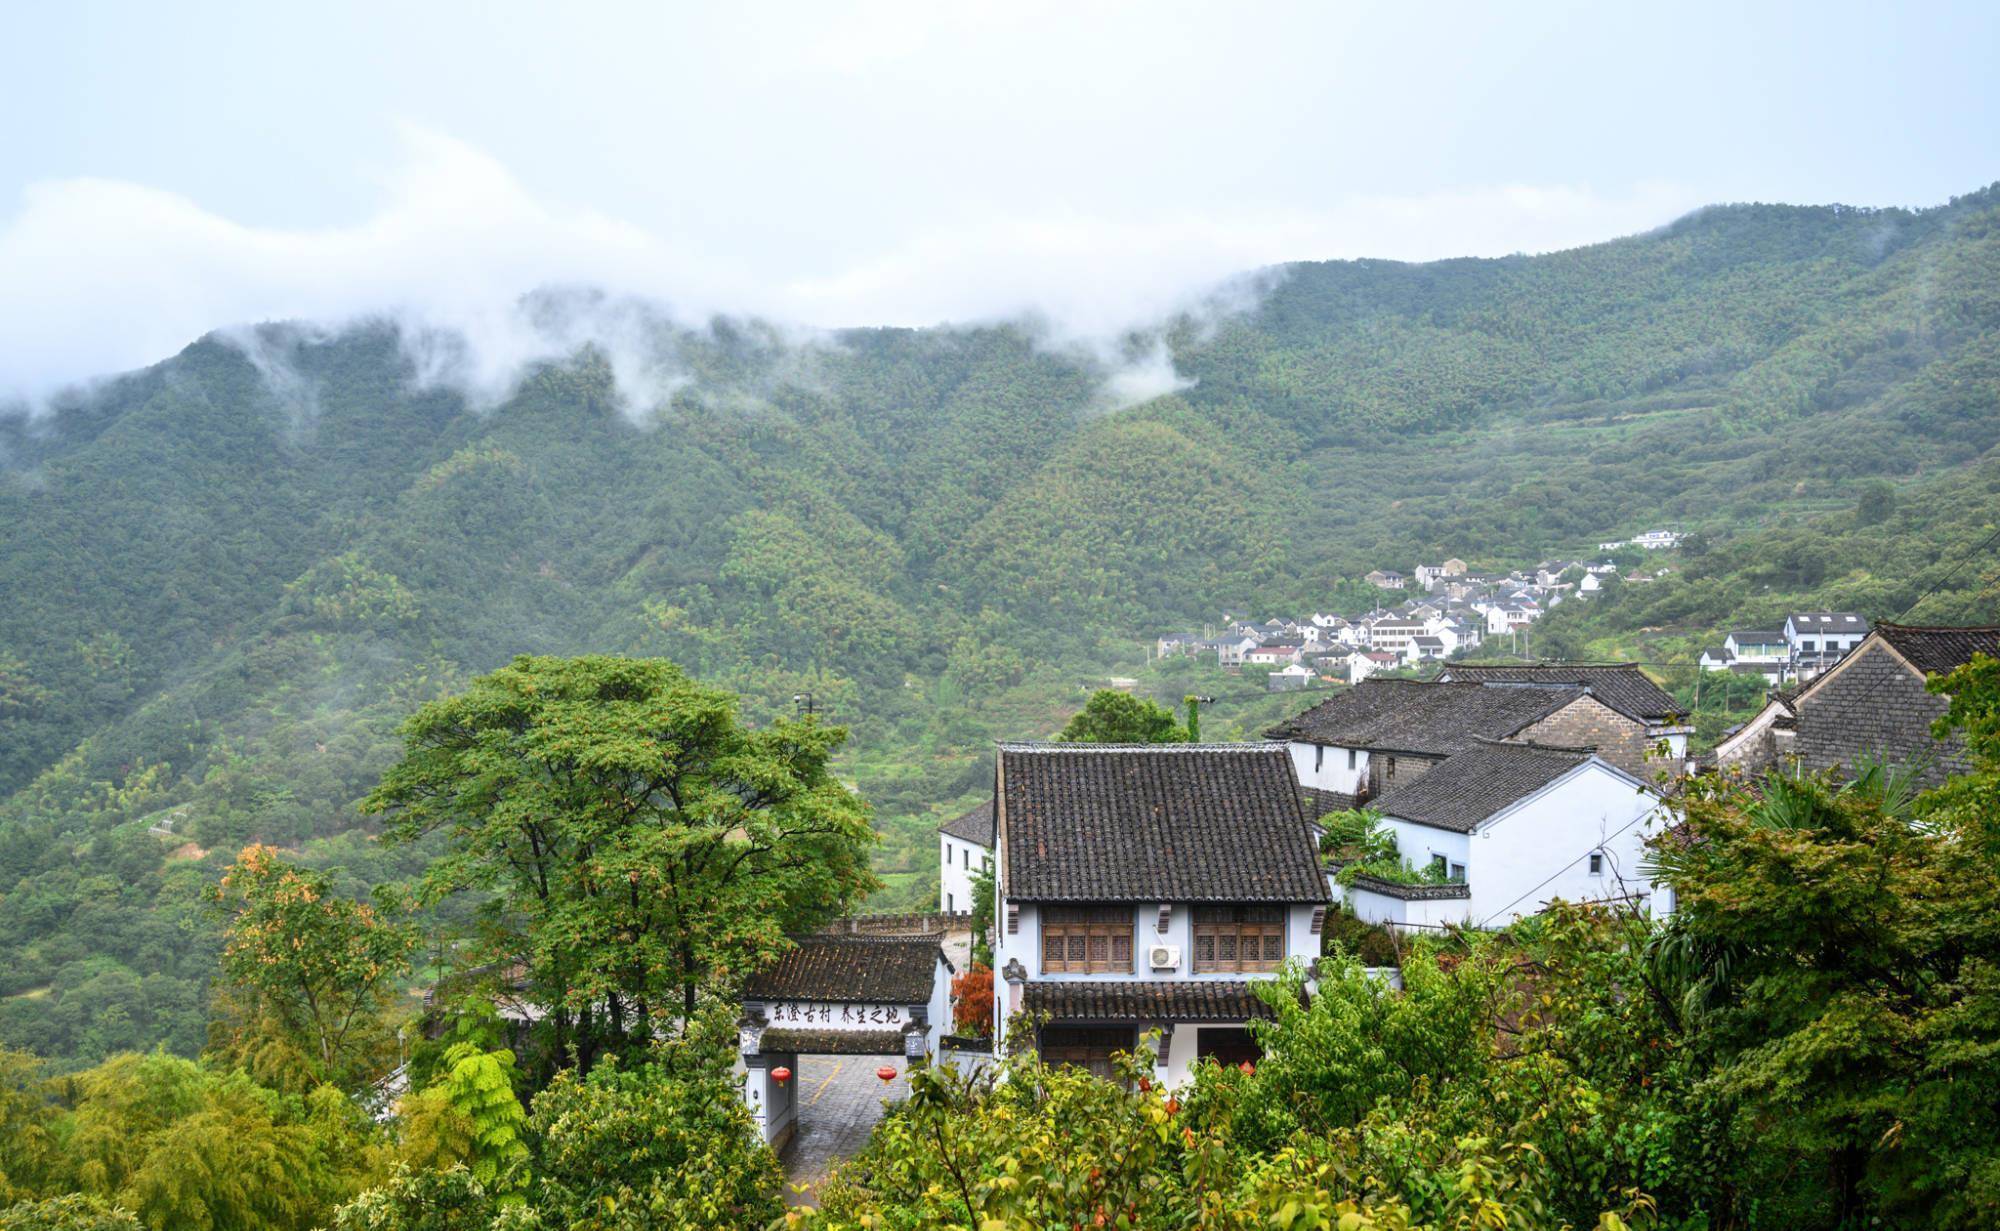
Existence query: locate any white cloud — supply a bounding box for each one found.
[0,126,1702,408]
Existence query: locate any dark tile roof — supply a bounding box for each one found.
[758,1028,907,1055]
[1874,623,2000,677]
[1789,611,1869,631]
[1371,739,1596,833]
[1348,874,1472,901]
[999,744,1327,903]
[1024,979,1276,1022]
[1299,785,1360,820]
[1434,663,1684,723]
[743,935,942,1004]
[939,800,995,846]
[1264,680,1579,754]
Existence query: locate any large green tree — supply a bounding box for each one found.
[363,655,877,1074]
[1646,663,2000,1229]
[1057,690,1187,744]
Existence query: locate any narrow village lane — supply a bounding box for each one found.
[781,1055,909,1208]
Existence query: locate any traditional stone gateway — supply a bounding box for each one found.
[737,934,951,1150]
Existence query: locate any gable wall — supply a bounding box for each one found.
[1368,751,1440,797]
[1794,641,1964,786]
[1520,695,1651,778]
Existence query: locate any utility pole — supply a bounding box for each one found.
[792,692,817,718]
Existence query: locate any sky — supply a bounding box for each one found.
[2,0,1997,401]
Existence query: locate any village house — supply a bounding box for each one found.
[1433,662,1692,762]
[1346,740,1670,932]
[991,744,1329,1084]
[1364,569,1407,590]
[1349,650,1400,683]
[1267,677,1663,817]
[937,801,994,915]
[1366,619,1427,656]
[1717,622,2000,787]
[1267,662,1317,691]
[1244,642,1305,667]
[1215,633,1259,666]
[1783,611,1870,680]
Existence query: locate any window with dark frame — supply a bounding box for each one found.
[1191,905,1285,973]
[1588,852,1603,874]
[1041,905,1135,974]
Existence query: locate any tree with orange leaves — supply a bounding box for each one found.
[204,845,417,1089]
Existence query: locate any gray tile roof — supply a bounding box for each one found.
[1024,979,1276,1022]
[1371,740,1595,833]
[1874,623,2000,677]
[758,1028,907,1055]
[1348,875,1472,901]
[998,744,1327,903]
[744,935,942,1004]
[1263,680,1577,755]
[939,800,995,846]
[1434,663,1683,723]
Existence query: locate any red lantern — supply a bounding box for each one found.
[876,1065,898,1083]
[1238,1061,1255,1076]
[770,1066,791,1085]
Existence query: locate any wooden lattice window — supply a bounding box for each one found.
[1192,905,1286,973]
[1042,905,1134,974]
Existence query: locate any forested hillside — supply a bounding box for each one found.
[3,184,1999,1065]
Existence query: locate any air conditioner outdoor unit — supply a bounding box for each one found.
[1148,944,1181,971]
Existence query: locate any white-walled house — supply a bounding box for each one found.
[1348,740,1670,930]
[991,744,1329,1086]
[938,801,994,915]
[1268,676,1667,817]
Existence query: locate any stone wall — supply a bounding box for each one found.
[1794,643,1964,787]
[1367,752,1438,797]
[1521,695,1652,778]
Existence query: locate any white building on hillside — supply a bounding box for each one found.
[938,802,993,916]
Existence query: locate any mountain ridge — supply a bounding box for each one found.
[2,181,1998,1063]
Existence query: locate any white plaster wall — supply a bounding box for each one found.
[1467,763,1663,926]
[1378,818,1470,877]
[927,955,952,1053]
[1287,741,1368,796]
[1347,885,1474,930]
[939,834,991,915]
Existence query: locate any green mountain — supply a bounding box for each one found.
[4,185,2000,1065]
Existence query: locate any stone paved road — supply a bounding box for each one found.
[781,1054,909,1207]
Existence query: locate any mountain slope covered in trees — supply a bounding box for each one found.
[3,184,1999,1064]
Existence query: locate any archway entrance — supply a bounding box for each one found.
[736,933,952,1162]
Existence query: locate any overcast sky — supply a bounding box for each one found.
[3,1,1997,400]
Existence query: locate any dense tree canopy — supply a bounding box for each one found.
[1056,689,1188,744]
[364,655,877,1076]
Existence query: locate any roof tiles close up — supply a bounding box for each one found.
[1434,663,1683,723]
[743,935,942,1004]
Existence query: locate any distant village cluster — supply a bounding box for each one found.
[1153,544,1673,689]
